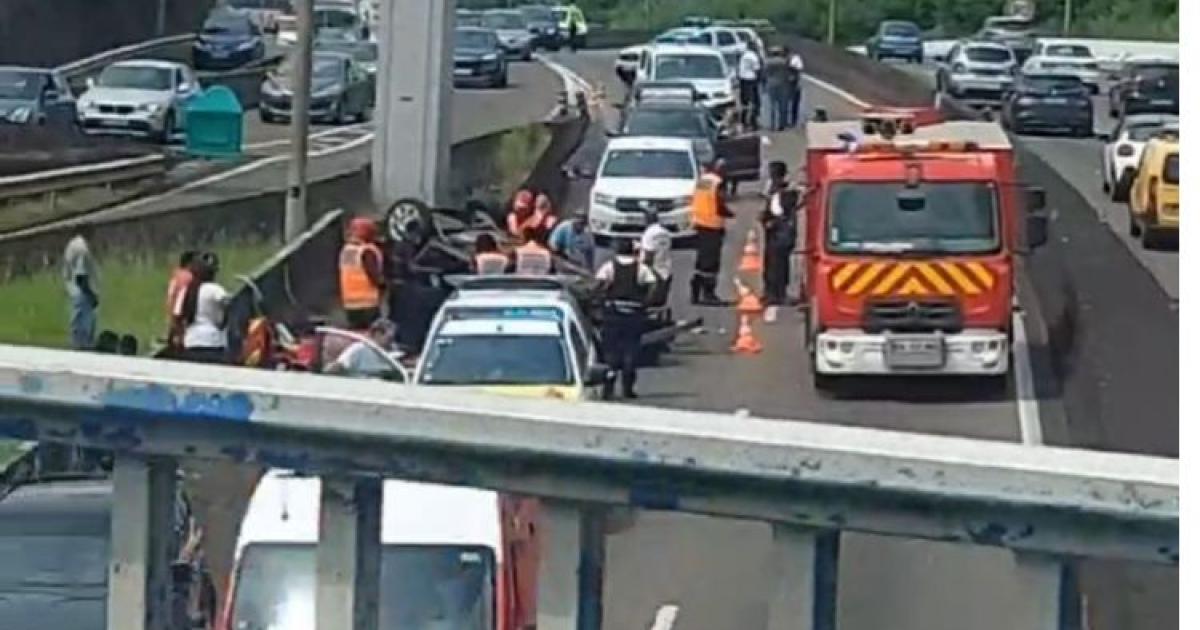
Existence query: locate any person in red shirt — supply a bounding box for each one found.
[165,250,198,352]
[507,189,536,239]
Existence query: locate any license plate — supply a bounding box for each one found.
[1152,99,1174,106]
[454,68,473,76]
[884,335,945,369]
[105,119,130,127]
[212,49,230,58]
[1042,97,1068,105]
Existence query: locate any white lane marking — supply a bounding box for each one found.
[803,74,871,110]
[244,121,373,152]
[1012,312,1043,445]
[648,604,680,630]
[764,305,778,323]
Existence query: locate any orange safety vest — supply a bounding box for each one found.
[692,172,724,230]
[339,242,383,309]
[514,242,553,275]
[475,251,509,275]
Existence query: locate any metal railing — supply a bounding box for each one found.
[0,154,166,210]
[55,33,197,78]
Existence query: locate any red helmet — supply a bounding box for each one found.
[348,216,377,242]
[512,189,534,214]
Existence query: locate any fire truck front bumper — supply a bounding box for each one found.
[814,329,1009,376]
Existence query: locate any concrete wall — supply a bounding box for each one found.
[0,0,213,67]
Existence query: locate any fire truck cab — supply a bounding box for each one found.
[801,109,1047,390]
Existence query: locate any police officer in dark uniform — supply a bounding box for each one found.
[595,238,659,400]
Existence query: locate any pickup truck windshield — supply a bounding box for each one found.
[655,54,725,80]
[827,181,1000,255]
[232,544,494,630]
[1163,153,1179,185]
[421,334,572,385]
[625,109,708,138]
[602,149,695,179]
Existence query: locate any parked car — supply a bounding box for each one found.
[936,40,1017,103]
[588,136,700,239]
[1022,40,1102,94]
[482,10,535,61]
[1107,57,1178,118]
[976,15,1036,62]
[275,14,299,46]
[225,0,292,33]
[455,8,483,27]
[866,20,924,63]
[519,5,563,50]
[313,1,371,41]
[0,66,76,129]
[193,8,267,71]
[453,27,508,88]
[634,44,738,120]
[259,50,374,124]
[77,59,201,143]
[1001,73,1093,136]
[1115,128,1179,247]
[691,26,746,73]
[1101,113,1178,200]
[314,36,378,81]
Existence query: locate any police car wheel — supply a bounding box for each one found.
[387,197,434,246]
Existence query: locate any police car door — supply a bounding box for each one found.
[566,314,600,397]
[712,114,762,182]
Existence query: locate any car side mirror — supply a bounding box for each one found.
[812,107,828,122]
[85,76,96,89]
[1097,132,1112,142]
[43,89,60,103]
[585,364,611,387]
[1024,186,1046,212]
[177,82,192,94]
[1024,212,1048,250]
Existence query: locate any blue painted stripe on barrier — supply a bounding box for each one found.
[99,384,255,422]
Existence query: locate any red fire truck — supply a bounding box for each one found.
[800,108,1048,392]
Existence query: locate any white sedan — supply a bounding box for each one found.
[1022,40,1103,93]
[1101,113,1178,199]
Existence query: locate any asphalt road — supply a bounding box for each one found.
[548,50,1043,630]
[895,64,1178,300]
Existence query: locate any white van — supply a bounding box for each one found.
[220,470,540,630]
[634,44,737,118]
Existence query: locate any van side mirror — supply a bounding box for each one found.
[1024,187,1046,212]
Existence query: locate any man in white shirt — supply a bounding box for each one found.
[638,208,672,281]
[737,47,762,130]
[327,318,401,378]
[788,50,805,128]
[62,227,99,350]
[177,252,230,363]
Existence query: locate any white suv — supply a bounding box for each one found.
[589,135,698,239]
[937,41,1016,102]
[77,59,201,143]
[634,44,737,117]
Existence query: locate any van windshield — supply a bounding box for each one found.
[231,543,495,630]
[827,181,1000,255]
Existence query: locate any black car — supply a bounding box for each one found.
[519,5,563,50]
[0,66,76,129]
[193,8,266,71]
[259,51,374,124]
[1108,59,1178,118]
[1001,73,1093,136]
[453,27,508,89]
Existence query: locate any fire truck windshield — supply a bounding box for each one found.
[827,181,1000,254]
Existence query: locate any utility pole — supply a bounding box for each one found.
[826,0,837,45]
[156,0,167,36]
[1063,0,1073,35]
[285,0,315,240]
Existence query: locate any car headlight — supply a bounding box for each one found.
[711,91,729,100]
[6,107,31,123]
[138,103,163,114]
[313,86,341,99]
[1017,96,1038,106]
[238,39,260,50]
[593,192,616,206]
[482,53,498,62]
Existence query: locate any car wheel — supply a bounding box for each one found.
[1128,210,1141,237]
[496,71,508,88]
[1141,225,1157,249]
[259,109,274,124]
[1113,169,1134,203]
[158,110,175,144]
[331,99,345,125]
[386,197,434,247]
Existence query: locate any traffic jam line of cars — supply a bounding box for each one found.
[452,4,583,89]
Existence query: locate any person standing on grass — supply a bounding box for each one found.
[165,250,198,353]
[62,224,99,350]
[178,252,231,364]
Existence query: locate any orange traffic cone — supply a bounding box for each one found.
[739,229,763,273]
[734,279,764,314]
[731,315,764,354]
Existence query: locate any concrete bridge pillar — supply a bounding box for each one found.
[767,525,840,630]
[317,476,384,630]
[107,454,178,630]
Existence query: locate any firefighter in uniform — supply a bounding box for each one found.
[690,160,734,305]
[473,233,510,275]
[339,216,386,330]
[595,237,658,399]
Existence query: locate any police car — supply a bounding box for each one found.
[414,276,608,400]
[588,135,699,238]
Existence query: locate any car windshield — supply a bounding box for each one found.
[552,8,566,21]
[654,54,725,80]
[883,22,919,36]
[625,109,707,137]
[420,334,572,385]
[317,41,377,62]
[457,12,482,27]
[456,30,495,49]
[1044,44,1091,58]
[278,56,342,81]
[602,148,695,179]
[521,6,553,22]
[1163,153,1179,185]
[827,182,999,254]
[655,29,697,43]
[985,18,1032,32]
[1126,122,1173,141]
[0,70,43,99]
[232,544,495,630]
[314,8,358,29]
[203,15,253,36]
[484,12,525,29]
[97,65,172,90]
[0,535,108,629]
[965,47,1012,63]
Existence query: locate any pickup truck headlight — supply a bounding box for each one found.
[673,195,693,208]
[593,192,616,206]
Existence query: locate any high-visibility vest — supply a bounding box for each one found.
[339,242,382,309]
[475,252,509,275]
[692,173,724,230]
[514,242,553,275]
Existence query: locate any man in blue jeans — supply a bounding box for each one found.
[763,46,791,131]
[62,225,99,350]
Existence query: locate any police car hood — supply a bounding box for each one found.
[592,177,696,200]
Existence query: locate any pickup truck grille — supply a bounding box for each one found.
[614,197,676,214]
[863,299,963,334]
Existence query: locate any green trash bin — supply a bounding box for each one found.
[185,86,244,158]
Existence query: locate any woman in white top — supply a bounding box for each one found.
[177,252,231,364]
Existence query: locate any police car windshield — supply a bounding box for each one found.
[625,108,707,137]
[827,182,1000,254]
[422,334,572,385]
[655,53,725,79]
[602,149,696,179]
[232,544,494,630]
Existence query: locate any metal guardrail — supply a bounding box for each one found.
[55,33,197,78]
[0,154,165,208]
[0,343,1178,565]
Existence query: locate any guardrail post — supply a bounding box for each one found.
[317,475,383,630]
[1012,554,1080,630]
[767,525,840,630]
[537,501,607,630]
[107,454,177,630]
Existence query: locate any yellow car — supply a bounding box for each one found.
[1124,130,1179,247]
